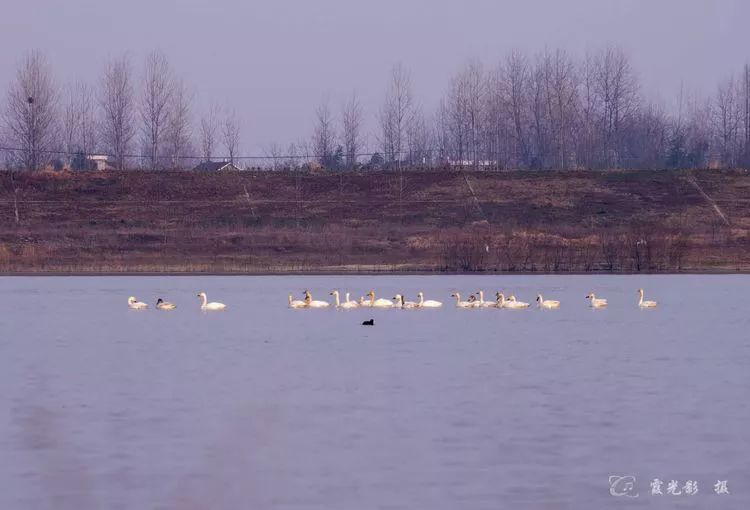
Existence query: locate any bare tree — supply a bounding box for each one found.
[485,66,511,169]
[312,96,336,168]
[100,55,135,170]
[712,75,742,167]
[222,107,241,165]
[2,50,59,170]
[341,90,363,169]
[262,141,284,170]
[63,82,97,168]
[407,106,431,166]
[285,142,301,170]
[593,46,639,168]
[199,103,219,162]
[503,50,531,167]
[577,52,603,169]
[379,63,414,165]
[63,85,81,161]
[165,78,192,169]
[139,51,173,169]
[528,55,551,168]
[78,83,97,158]
[543,49,580,169]
[433,99,452,163]
[457,60,486,168]
[743,63,750,164]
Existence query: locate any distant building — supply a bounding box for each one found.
[447,159,497,168]
[192,161,242,172]
[86,154,112,171]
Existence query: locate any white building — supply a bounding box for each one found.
[86,155,110,171]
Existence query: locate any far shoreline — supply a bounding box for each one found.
[1,269,747,277]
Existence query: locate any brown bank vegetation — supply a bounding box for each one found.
[0,168,749,273]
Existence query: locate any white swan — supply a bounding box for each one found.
[304,290,330,308]
[508,295,530,308]
[366,290,393,308]
[496,293,528,309]
[638,288,657,308]
[288,294,306,308]
[330,290,359,309]
[197,292,227,311]
[416,292,443,308]
[127,296,148,310]
[392,294,418,309]
[475,290,498,308]
[536,294,560,309]
[155,298,176,310]
[586,293,608,308]
[359,295,373,307]
[503,296,530,310]
[451,292,473,308]
[344,292,360,308]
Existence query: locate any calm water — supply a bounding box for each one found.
[1,275,749,509]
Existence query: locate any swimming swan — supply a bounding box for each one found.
[392,294,418,309]
[497,293,529,309]
[359,296,373,307]
[536,294,560,309]
[451,293,473,308]
[330,290,359,309]
[155,298,176,310]
[288,294,306,308]
[416,292,443,308]
[495,292,507,308]
[127,296,148,310]
[638,288,657,308]
[586,293,608,308]
[507,295,530,307]
[304,290,330,308]
[475,290,498,308]
[197,292,227,311]
[366,290,393,308]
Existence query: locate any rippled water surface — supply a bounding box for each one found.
[1,275,749,509]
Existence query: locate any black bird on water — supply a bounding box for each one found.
[362,319,374,326]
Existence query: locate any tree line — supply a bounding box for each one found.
[1,51,240,171]
[2,47,749,171]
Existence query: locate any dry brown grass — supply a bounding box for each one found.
[0,168,749,273]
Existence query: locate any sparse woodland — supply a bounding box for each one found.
[1,47,749,171]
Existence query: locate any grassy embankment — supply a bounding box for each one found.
[0,168,749,273]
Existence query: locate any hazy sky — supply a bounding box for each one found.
[1,0,748,155]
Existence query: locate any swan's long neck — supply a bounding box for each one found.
[370,293,375,306]
[333,291,340,306]
[638,291,644,306]
[345,292,351,303]
[201,294,208,307]
[454,293,461,304]
[418,293,424,305]
[478,291,484,304]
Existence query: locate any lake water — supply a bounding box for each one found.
[1,275,749,509]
